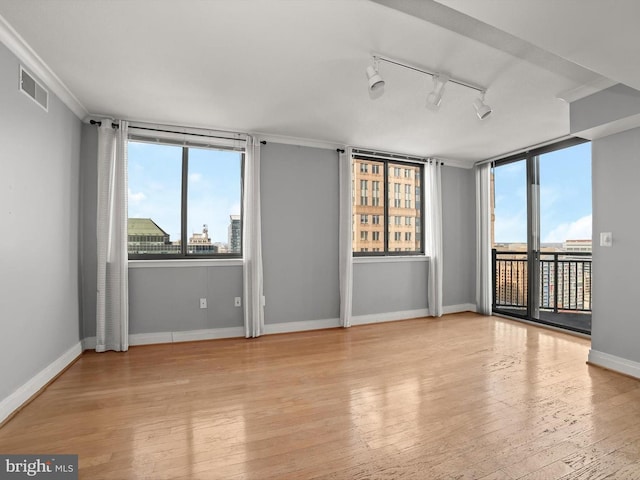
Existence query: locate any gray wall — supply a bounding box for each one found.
[353,261,428,315]
[591,127,640,363]
[79,124,98,338]
[129,266,243,333]
[0,43,82,401]
[261,143,340,324]
[441,165,476,307]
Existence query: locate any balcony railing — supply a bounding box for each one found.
[492,250,592,314]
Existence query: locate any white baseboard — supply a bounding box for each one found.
[171,327,245,343]
[588,349,640,379]
[82,327,245,350]
[351,308,430,326]
[442,303,477,314]
[264,318,340,335]
[0,341,82,425]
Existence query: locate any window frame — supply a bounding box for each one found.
[127,135,245,260]
[352,154,425,257]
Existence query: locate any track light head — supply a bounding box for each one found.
[473,94,492,120]
[366,64,385,94]
[426,74,449,110]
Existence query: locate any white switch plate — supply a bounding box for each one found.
[199,298,207,309]
[600,232,612,247]
[234,297,241,307]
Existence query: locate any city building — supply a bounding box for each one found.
[352,158,422,253]
[228,215,241,253]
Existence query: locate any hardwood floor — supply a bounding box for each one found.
[2,313,640,479]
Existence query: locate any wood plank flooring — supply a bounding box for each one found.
[2,313,640,479]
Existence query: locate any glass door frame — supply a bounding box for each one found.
[492,137,589,331]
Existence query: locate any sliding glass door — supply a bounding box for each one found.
[492,139,592,334]
[493,157,529,319]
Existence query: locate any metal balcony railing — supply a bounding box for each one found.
[492,250,592,314]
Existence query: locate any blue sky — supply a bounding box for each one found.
[493,142,591,244]
[128,142,242,244]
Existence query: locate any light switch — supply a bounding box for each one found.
[600,232,612,247]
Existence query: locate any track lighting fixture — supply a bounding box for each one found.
[473,94,492,119]
[425,74,449,110]
[366,59,385,94]
[366,54,492,119]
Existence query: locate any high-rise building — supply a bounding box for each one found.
[229,215,241,253]
[352,159,422,253]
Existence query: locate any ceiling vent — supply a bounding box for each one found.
[19,66,48,111]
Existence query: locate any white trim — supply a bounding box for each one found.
[83,327,245,349]
[82,336,96,351]
[351,308,430,325]
[129,332,173,346]
[0,14,87,119]
[442,303,477,314]
[171,327,245,343]
[128,258,243,268]
[264,318,340,335]
[588,349,640,380]
[0,341,82,425]
[354,255,429,264]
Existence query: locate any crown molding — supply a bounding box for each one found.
[0,13,87,119]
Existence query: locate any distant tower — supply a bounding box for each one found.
[228,215,241,253]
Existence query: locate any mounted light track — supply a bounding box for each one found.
[367,55,492,119]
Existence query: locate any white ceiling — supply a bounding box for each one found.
[0,0,632,163]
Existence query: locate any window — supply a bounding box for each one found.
[127,136,243,258]
[352,155,424,256]
[359,179,368,206]
[360,163,368,173]
[360,214,368,224]
[372,181,380,206]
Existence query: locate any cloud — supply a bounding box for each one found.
[128,189,146,204]
[189,173,203,182]
[543,214,592,243]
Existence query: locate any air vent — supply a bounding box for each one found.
[19,66,48,111]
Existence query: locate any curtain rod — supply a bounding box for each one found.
[89,119,118,129]
[89,118,248,143]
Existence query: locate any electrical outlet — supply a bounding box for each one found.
[199,298,207,309]
[234,297,241,307]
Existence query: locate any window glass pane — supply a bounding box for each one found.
[127,141,183,255]
[187,147,242,255]
[388,162,421,253]
[353,158,384,253]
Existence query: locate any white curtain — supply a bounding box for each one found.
[243,136,264,338]
[424,160,443,317]
[475,163,492,315]
[96,120,129,352]
[338,148,353,328]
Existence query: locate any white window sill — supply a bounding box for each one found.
[353,255,429,264]
[129,258,243,268]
